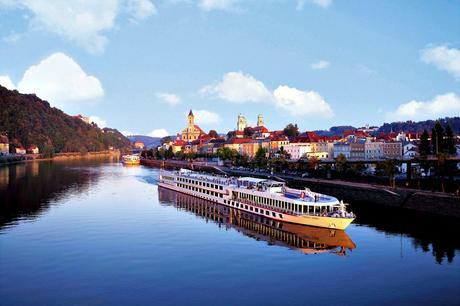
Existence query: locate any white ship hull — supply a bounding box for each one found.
[158,180,354,230]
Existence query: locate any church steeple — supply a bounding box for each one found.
[187,109,194,126]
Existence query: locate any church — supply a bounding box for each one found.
[181,110,206,141]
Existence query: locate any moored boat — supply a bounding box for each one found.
[121,154,140,165]
[159,169,355,230]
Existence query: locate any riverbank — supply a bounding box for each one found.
[0,150,120,166]
[141,158,460,218]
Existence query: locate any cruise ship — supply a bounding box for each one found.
[158,187,356,255]
[159,169,355,230]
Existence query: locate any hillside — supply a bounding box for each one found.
[378,117,460,133]
[127,135,162,149]
[0,85,131,154]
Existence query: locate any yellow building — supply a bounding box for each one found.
[182,110,206,141]
[0,134,9,155]
[241,140,270,158]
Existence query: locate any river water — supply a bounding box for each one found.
[0,160,459,306]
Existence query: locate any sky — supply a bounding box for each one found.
[1,0,459,138]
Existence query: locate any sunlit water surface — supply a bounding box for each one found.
[0,160,459,306]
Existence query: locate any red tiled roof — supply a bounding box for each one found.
[226,138,252,144]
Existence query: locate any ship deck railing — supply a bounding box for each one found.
[234,197,331,217]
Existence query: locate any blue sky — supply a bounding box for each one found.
[1,0,459,137]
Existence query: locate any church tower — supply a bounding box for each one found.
[257,114,264,127]
[187,109,194,127]
[237,114,247,132]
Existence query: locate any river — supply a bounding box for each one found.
[0,160,459,306]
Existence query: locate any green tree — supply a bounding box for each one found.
[443,125,456,155]
[283,123,299,137]
[419,129,431,157]
[307,156,319,170]
[217,147,239,161]
[378,159,398,187]
[208,130,219,138]
[335,153,348,174]
[254,147,268,168]
[431,121,444,155]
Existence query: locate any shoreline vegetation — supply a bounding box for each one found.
[0,150,120,166]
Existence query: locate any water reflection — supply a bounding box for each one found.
[351,204,460,264]
[0,160,106,230]
[158,187,356,256]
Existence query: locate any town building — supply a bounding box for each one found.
[364,141,383,159]
[333,142,351,159]
[27,145,39,154]
[182,110,206,141]
[269,134,289,153]
[284,143,313,160]
[0,134,9,155]
[237,114,247,132]
[349,139,366,160]
[382,141,402,159]
[172,134,185,154]
[224,138,251,155]
[241,139,270,158]
[15,147,26,154]
[134,141,145,150]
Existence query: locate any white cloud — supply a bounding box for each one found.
[192,109,220,125]
[311,0,332,8]
[149,128,169,138]
[156,92,181,105]
[17,52,104,108]
[297,0,332,10]
[121,130,135,136]
[201,71,334,118]
[198,0,239,12]
[1,0,156,53]
[311,60,330,70]
[0,75,16,90]
[200,71,272,103]
[421,45,460,79]
[124,0,157,21]
[387,93,460,121]
[89,115,107,128]
[273,85,334,118]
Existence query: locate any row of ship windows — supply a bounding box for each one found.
[235,192,312,213]
[176,177,224,190]
[177,183,224,198]
[224,199,283,219]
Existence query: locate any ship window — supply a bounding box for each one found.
[219,186,223,190]
[260,209,264,214]
[250,207,253,211]
[236,203,239,207]
[266,211,269,216]
[255,208,258,213]
[279,214,283,218]
[272,212,276,217]
[245,205,248,209]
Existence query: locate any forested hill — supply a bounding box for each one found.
[0,85,131,154]
[378,117,460,133]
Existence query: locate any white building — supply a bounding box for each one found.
[284,143,312,160]
[364,141,383,159]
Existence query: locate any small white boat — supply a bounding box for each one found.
[121,154,140,165]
